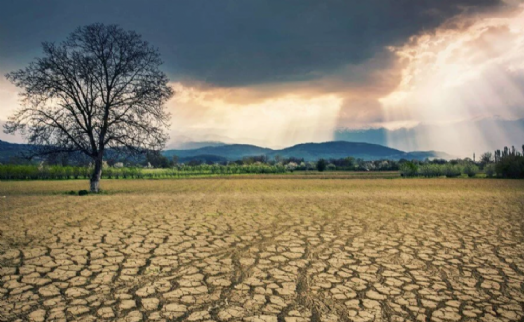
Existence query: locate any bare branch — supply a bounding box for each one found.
[4,23,173,192]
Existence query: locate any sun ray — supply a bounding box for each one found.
[380,5,524,156]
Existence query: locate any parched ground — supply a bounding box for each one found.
[0,178,524,322]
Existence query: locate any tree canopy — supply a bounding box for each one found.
[4,23,173,191]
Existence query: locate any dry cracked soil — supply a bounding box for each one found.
[0,178,524,322]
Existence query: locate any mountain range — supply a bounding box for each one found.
[164,141,452,162]
[166,141,226,150]
[0,139,33,163]
[335,118,524,157]
[2,117,522,160]
[0,139,452,164]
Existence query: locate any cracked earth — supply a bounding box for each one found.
[1,179,524,322]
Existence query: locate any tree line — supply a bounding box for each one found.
[400,145,524,179]
[0,163,288,180]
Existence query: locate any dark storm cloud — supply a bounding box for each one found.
[0,0,509,86]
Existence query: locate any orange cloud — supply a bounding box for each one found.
[165,47,406,147]
[167,82,343,147]
[0,76,19,120]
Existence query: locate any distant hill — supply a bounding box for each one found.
[178,154,228,164]
[178,154,228,163]
[163,141,452,161]
[166,141,226,150]
[268,141,405,160]
[0,139,452,164]
[334,118,524,157]
[0,140,33,163]
[163,144,273,161]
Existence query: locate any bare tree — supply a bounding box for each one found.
[4,24,173,192]
[480,152,493,165]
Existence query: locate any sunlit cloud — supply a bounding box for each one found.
[0,76,25,143]
[167,83,343,148]
[0,76,19,120]
[163,47,404,148]
[380,5,524,155]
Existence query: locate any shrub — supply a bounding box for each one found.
[444,164,462,178]
[484,163,496,178]
[316,159,327,172]
[285,162,298,172]
[462,164,479,177]
[433,164,443,177]
[78,190,89,196]
[399,162,418,177]
[495,155,524,178]
[104,167,113,179]
[298,162,306,170]
[419,164,442,177]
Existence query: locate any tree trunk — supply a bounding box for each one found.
[90,157,103,193]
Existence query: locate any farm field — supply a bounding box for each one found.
[1,178,524,322]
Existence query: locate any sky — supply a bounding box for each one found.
[1,0,524,156]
